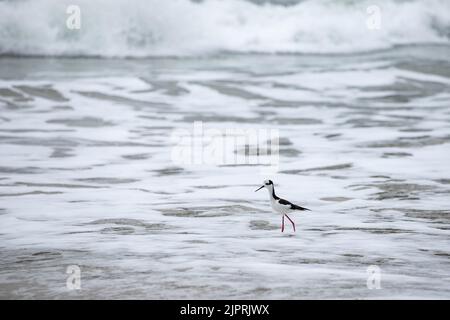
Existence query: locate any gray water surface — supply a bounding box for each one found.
[0,46,449,299]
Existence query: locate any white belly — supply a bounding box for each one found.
[270,198,292,215]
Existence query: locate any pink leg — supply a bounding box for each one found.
[281,215,285,232]
[285,214,296,232]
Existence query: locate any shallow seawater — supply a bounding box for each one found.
[0,45,449,299]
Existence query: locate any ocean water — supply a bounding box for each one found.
[0,0,449,299]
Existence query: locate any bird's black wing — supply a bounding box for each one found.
[278,198,310,211]
[291,203,310,211]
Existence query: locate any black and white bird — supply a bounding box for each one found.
[255,180,310,232]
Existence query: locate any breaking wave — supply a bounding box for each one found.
[0,0,449,57]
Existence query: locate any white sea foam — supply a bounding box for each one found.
[0,41,449,298]
[0,0,449,57]
[1,51,450,298]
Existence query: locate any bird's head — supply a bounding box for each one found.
[255,179,273,192]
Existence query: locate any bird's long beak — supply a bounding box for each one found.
[255,185,264,192]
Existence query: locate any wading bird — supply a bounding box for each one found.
[255,180,310,232]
